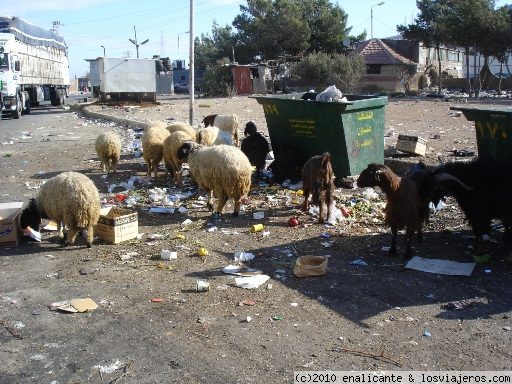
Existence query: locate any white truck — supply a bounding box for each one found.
[0,16,69,118]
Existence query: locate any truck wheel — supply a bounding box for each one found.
[12,94,21,119]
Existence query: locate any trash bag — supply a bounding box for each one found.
[293,256,328,277]
[315,85,343,102]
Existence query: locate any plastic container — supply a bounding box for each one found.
[252,93,388,181]
[451,105,512,163]
[293,256,328,277]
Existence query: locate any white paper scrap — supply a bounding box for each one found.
[405,256,476,276]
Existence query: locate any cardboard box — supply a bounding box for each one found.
[396,135,427,156]
[95,207,138,244]
[0,202,23,247]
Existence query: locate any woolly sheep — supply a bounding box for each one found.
[19,171,101,248]
[177,142,252,217]
[196,125,233,146]
[163,131,196,186]
[95,131,122,174]
[202,114,240,146]
[166,122,197,140]
[142,123,170,179]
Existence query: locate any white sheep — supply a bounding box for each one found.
[166,122,197,140]
[177,142,252,217]
[202,114,240,146]
[95,131,122,174]
[196,125,233,146]
[163,131,196,186]
[142,123,171,179]
[19,172,101,247]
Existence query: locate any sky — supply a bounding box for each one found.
[2,0,509,79]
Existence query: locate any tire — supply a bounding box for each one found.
[12,94,21,119]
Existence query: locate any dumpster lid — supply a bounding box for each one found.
[451,105,512,116]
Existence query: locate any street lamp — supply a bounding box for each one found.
[370,1,385,39]
[100,45,105,57]
[129,25,149,58]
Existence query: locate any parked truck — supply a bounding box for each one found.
[0,16,69,119]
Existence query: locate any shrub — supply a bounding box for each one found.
[289,52,365,93]
[200,58,235,97]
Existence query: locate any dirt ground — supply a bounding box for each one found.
[1,95,512,383]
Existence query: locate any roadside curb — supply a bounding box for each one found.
[79,104,150,130]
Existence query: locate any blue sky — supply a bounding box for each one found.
[2,0,509,78]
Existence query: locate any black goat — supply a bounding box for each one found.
[240,121,270,178]
[357,163,431,259]
[430,158,512,255]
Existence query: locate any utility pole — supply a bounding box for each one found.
[189,0,194,125]
[370,2,385,39]
[129,26,149,58]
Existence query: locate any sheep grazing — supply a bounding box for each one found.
[19,171,101,248]
[95,131,122,174]
[177,142,252,217]
[196,125,233,146]
[430,158,511,255]
[357,163,431,259]
[240,121,270,178]
[301,153,335,223]
[163,131,195,186]
[166,122,197,140]
[142,123,170,179]
[202,114,240,146]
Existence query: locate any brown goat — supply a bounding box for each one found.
[357,163,429,259]
[202,114,218,128]
[301,153,335,223]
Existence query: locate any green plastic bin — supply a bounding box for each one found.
[253,93,388,180]
[451,105,512,163]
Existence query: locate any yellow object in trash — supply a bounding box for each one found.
[250,224,264,233]
[293,256,328,277]
[197,247,209,257]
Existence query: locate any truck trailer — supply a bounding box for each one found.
[0,16,69,118]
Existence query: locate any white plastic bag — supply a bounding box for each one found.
[316,85,343,102]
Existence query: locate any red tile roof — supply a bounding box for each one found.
[357,39,416,65]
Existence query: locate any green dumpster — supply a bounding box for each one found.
[253,93,388,181]
[451,105,512,163]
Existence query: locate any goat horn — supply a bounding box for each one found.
[433,173,473,191]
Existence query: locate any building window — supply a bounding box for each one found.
[366,64,381,74]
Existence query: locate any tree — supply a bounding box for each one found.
[194,21,237,70]
[397,0,450,93]
[299,0,351,53]
[232,0,311,61]
[443,0,496,95]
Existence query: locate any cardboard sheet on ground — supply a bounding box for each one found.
[49,298,98,313]
[405,256,476,276]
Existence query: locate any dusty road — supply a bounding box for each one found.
[0,95,511,383]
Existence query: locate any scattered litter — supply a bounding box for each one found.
[147,234,164,240]
[320,242,332,248]
[443,297,488,311]
[207,226,218,232]
[234,251,255,262]
[43,220,58,231]
[161,250,177,260]
[253,211,265,220]
[120,251,138,261]
[290,302,298,307]
[151,297,164,303]
[149,207,174,214]
[272,315,284,321]
[94,360,124,374]
[293,256,328,277]
[350,258,368,266]
[234,274,270,289]
[504,326,511,331]
[315,85,345,102]
[288,217,300,227]
[262,230,270,237]
[222,265,262,276]
[405,256,476,276]
[423,330,431,337]
[246,316,252,323]
[250,224,264,233]
[49,298,98,313]
[196,280,210,292]
[451,149,475,157]
[23,226,41,241]
[197,247,209,257]
[182,219,193,226]
[474,254,491,264]
[241,299,256,306]
[178,206,188,213]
